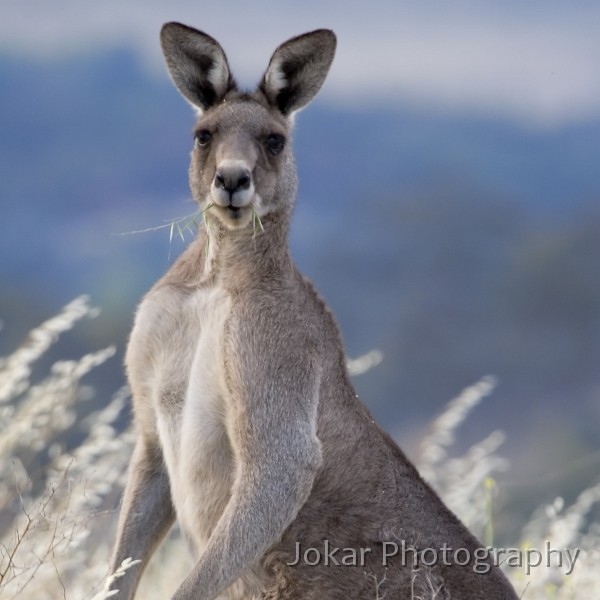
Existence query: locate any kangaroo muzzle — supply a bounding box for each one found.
[212,160,254,208]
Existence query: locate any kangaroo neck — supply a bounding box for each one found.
[203,210,293,289]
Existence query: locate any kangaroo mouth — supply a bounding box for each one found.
[224,204,246,221]
[209,202,253,229]
[211,201,245,215]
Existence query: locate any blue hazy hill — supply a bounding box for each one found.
[1,49,599,486]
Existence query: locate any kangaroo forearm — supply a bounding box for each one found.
[111,480,175,566]
[110,449,175,599]
[171,465,316,600]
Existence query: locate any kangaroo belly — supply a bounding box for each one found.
[173,360,235,553]
[142,285,235,554]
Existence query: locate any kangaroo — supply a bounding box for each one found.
[110,22,519,600]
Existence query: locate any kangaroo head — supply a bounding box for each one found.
[160,23,336,231]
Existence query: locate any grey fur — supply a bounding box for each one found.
[110,23,519,600]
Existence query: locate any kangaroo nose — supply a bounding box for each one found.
[214,168,251,194]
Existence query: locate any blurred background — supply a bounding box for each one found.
[1,1,599,528]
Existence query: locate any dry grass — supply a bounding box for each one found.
[0,300,597,598]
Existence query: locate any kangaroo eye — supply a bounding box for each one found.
[195,129,213,146]
[265,134,285,155]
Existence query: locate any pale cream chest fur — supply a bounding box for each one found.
[126,283,235,555]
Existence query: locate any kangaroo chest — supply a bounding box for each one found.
[135,284,236,551]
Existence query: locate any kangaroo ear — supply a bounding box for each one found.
[160,22,236,112]
[260,29,336,116]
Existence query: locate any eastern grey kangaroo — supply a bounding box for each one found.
[110,22,519,600]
